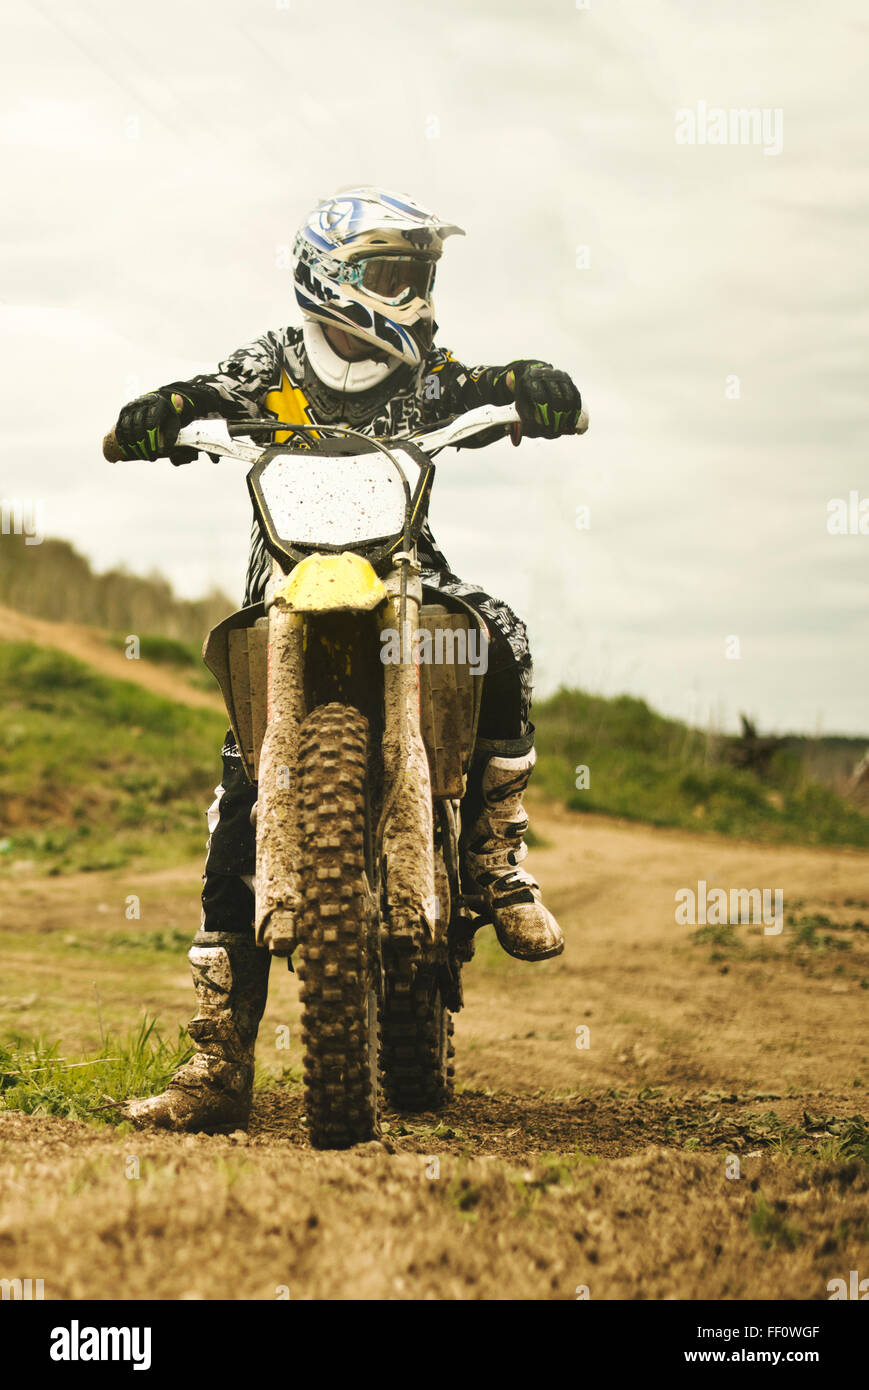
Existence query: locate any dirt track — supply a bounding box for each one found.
[1,804,867,1300]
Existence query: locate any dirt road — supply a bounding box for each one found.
[1,805,867,1299]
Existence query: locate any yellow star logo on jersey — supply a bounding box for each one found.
[264,372,318,443]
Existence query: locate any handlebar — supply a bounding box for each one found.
[412,402,589,452]
[102,401,589,464]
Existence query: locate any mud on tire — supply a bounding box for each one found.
[296,703,381,1149]
[382,970,455,1112]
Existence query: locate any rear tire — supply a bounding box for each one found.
[382,969,454,1112]
[296,703,381,1149]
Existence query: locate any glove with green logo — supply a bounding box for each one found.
[114,390,197,463]
[506,362,582,440]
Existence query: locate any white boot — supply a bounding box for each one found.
[123,934,270,1133]
[463,746,564,962]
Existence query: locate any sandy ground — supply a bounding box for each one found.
[1,803,867,1300]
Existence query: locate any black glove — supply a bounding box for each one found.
[114,390,196,463]
[506,361,582,440]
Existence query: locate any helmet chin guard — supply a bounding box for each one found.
[302,321,399,394]
[292,186,464,367]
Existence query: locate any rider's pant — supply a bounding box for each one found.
[421,569,532,742]
[200,577,532,937]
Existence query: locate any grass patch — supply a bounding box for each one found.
[443,1170,484,1217]
[109,632,215,691]
[689,924,745,960]
[688,913,869,967]
[787,913,859,955]
[0,1017,193,1125]
[656,1101,869,1159]
[0,640,226,873]
[113,632,201,669]
[801,1114,869,1165]
[3,633,867,878]
[533,688,869,848]
[749,1195,803,1250]
[521,1150,598,1190]
[255,1061,304,1089]
[509,1152,600,1218]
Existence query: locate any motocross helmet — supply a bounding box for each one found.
[292,186,464,368]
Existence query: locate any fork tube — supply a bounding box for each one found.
[378,559,438,942]
[254,598,306,953]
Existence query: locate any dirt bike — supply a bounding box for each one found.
[104,401,588,1148]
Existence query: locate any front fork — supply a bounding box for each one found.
[377,559,439,958]
[254,595,305,955]
[254,556,439,961]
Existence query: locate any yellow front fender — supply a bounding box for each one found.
[274,551,388,613]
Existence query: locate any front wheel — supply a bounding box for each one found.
[296,703,381,1149]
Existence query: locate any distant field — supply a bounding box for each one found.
[1,635,868,880]
[0,640,226,873]
[2,532,865,861]
[532,688,869,848]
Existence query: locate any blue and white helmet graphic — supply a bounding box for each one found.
[292,186,465,367]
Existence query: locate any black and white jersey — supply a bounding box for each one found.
[159,325,521,607]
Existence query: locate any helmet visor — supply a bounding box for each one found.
[357,255,435,305]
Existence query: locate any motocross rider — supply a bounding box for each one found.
[113,187,583,1132]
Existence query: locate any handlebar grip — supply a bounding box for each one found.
[103,428,124,463]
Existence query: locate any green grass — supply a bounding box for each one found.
[801,1114,869,1165]
[114,632,201,669]
[533,688,869,848]
[0,1017,193,1126]
[749,1195,804,1250]
[786,912,868,960]
[444,1170,484,1217]
[109,632,215,690]
[689,913,868,965]
[2,638,867,879]
[0,640,227,872]
[690,924,744,958]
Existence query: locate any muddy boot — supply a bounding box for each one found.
[123,932,270,1133]
[462,740,564,962]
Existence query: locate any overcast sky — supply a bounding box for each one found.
[2,0,867,735]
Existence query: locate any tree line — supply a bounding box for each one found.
[0,532,233,641]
